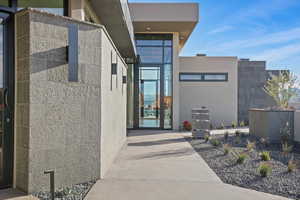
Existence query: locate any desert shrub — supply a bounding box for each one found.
[223,144,231,155]
[224,131,229,141]
[210,138,221,147]
[236,153,247,164]
[239,121,245,127]
[246,140,256,152]
[258,163,272,177]
[260,151,271,161]
[282,142,293,156]
[204,134,210,143]
[263,71,297,109]
[232,121,237,128]
[288,159,297,173]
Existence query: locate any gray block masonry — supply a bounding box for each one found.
[238,59,286,123]
[15,10,103,193]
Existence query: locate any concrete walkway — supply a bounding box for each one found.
[85,130,290,200]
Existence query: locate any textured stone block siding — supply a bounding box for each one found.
[238,60,276,123]
[14,10,128,193]
[15,11,30,192]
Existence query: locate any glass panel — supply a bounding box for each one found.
[0,23,3,184]
[137,46,163,64]
[180,74,202,81]
[141,67,159,80]
[204,74,227,81]
[136,40,163,46]
[164,64,172,129]
[139,68,160,128]
[164,40,172,46]
[0,0,9,6]
[164,47,172,63]
[18,0,65,16]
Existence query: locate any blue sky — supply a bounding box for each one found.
[129,0,300,75]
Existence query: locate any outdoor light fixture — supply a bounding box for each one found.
[111,63,118,75]
[122,75,127,84]
[146,27,151,31]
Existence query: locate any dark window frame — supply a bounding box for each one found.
[179,72,228,82]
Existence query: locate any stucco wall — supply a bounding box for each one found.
[173,33,180,130]
[100,27,127,178]
[179,56,238,127]
[15,9,127,193]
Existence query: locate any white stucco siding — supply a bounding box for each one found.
[179,56,238,127]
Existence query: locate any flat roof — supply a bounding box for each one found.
[129,3,199,47]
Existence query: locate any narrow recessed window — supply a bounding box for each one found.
[179,73,228,82]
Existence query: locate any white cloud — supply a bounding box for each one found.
[207,25,233,35]
[209,27,300,51]
[251,43,300,63]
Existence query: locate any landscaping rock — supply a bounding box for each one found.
[188,134,300,200]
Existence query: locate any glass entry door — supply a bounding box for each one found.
[0,11,14,189]
[139,67,160,128]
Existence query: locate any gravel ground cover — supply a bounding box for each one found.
[188,134,300,200]
[33,180,96,200]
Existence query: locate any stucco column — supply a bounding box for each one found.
[68,0,85,21]
[172,32,180,130]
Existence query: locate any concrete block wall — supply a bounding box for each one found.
[238,60,276,123]
[15,9,127,193]
[294,111,300,143]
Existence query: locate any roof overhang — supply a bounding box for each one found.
[129,3,199,47]
[90,0,136,59]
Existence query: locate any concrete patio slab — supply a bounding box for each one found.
[85,130,291,200]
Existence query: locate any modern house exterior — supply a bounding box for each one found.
[0,0,287,195]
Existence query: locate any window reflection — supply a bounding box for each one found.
[136,34,173,129]
[18,0,65,16]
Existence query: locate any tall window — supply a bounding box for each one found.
[135,34,173,129]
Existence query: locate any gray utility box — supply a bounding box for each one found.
[191,108,211,138]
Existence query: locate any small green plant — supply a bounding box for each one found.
[239,121,245,127]
[224,131,229,141]
[204,134,210,143]
[210,138,221,147]
[260,151,271,161]
[236,153,247,164]
[282,142,293,156]
[258,163,272,177]
[287,159,297,173]
[235,130,241,137]
[232,121,237,128]
[223,144,231,155]
[246,140,256,152]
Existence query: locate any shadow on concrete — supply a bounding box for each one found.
[128,130,176,137]
[132,147,195,160]
[0,189,31,200]
[128,137,186,147]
